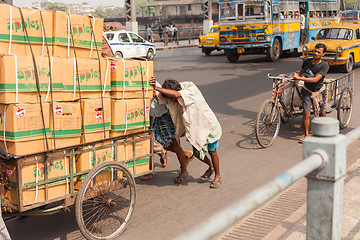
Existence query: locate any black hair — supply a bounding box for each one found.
[315,43,327,53]
[162,79,181,91]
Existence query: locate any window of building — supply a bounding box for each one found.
[188,4,191,11]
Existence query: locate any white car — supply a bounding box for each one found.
[105,30,156,60]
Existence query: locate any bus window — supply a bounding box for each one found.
[355,29,360,40]
[238,4,244,18]
[245,3,265,18]
[288,11,293,18]
[220,3,236,19]
[294,11,299,18]
[273,3,279,20]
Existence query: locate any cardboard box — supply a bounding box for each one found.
[3,151,72,206]
[52,11,102,58]
[124,136,151,176]
[110,59,153,99]
[49,101,81,149]
[0,55,63,103]
[83,98,111,133]
[0,5,53,56]
[0,103,50,142]
[111,99,150,132]
[62,58,111,101]
[76,142,123,172]
[0,138,51,156]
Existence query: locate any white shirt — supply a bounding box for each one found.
[300,14,305,30]
[178,82,221,150]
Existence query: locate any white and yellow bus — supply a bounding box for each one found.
[218,0,339,62]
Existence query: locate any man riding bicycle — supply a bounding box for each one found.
[293,43,329,143]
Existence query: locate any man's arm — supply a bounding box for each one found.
[150,76,181,98]
[293,72,323,83]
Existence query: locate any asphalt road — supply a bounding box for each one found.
[5,48,360,240]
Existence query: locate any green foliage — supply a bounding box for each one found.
[136,0,155,14]
[345,0,355,9]
[92,7,124,18]
[45,4,68,12]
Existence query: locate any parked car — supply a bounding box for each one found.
[198,25,222,56]
[301,24,360,73]
[105,30,156,60]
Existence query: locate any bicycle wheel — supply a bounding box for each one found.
[255,99,281,148]
[337,88,353,129]
[75,161,136,240]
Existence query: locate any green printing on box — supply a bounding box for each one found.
[0,128,50,141]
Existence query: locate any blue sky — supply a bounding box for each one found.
[13,0,125,7]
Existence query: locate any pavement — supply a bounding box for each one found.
[219,140,360,240]
[154,39,198,50]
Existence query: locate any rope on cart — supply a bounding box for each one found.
[19,7,51,164]
[67,13,86,144]
[89,16,106,140]
[40,10,57,150]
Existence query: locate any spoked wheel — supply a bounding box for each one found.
[76,161,136,240]
[279,105,290,123]
[337,88,353,129]
[255,99,281,148]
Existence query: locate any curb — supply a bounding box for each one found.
[156,44,198,50]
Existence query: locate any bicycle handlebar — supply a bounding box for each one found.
[267,73,296,82]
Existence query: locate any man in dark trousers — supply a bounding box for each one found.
[293,43,329,143]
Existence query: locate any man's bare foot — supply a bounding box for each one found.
[298,135,308,144]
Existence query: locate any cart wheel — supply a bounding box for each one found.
[75,161,136,240]
[337,88,353,129]
[255,99,281,148]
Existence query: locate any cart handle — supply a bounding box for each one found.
[267,73,296,82]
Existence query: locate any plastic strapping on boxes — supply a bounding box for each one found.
[64,151,69,194]
[88,145,92,170]
[8,5,13,54]
[45,57,54,102]
[33,157,39,204]
[3,106,8,152]
[67,14,71,58]
[89,17,95,59]
[144,59,149,98]
[103,59,109,97]
[123,99,128,135]
[111,141,114,181]
[72,58,76,101]
[40,15,45,56]
[122,58,126,99]
[14,55,18,103]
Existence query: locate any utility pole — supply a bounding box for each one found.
[125,0,138,34]
[203,0,213,35]
[339,0,346,11]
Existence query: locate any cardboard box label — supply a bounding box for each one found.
[63,58,110,93]
[52,11,102,49]
[0,55,63,92]
[111,99,150,131]
[111,59,153,92]
[0,6,53,45]
[0,103,50,141]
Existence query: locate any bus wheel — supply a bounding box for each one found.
[225,49,240,62]
[267,38,281,62]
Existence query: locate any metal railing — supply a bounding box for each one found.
[175,117,354,240]
[139,27,203,45]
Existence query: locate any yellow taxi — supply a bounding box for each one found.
[301,24,360,73]
[198,25,222,55]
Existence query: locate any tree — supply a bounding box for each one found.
[46,4,68,12]
[92,7,123,18]
[136,0,155,14]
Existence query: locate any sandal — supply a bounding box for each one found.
[185,153,195,167]
[174,172,189,184]
[200,168,214,181]
[298,136,307,144]
[159,151,167,167]
[210,179,224,188]
[140,172,156,181]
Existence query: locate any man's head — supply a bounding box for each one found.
[162,79,181,91]
[313,43,326,60]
